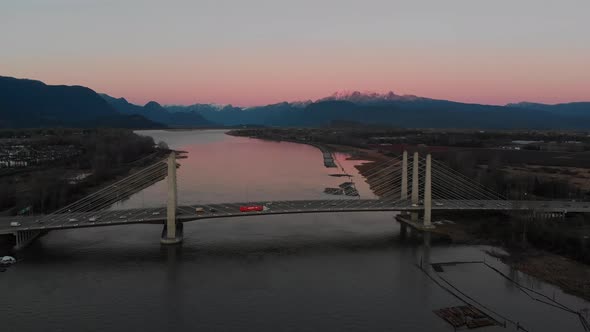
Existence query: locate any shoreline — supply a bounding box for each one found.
[226,131,339,168]
[0,150,169,255]
[249,134,590,303]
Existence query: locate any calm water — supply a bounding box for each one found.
[1,130,588,332]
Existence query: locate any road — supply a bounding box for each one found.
[1,199,589,235]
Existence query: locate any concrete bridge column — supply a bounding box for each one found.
[13,230,42,250]
[411,152,419,223]
[399,151,409,237]
[401,151,408,201]
[423,154,432,228]
[161,151,182,245]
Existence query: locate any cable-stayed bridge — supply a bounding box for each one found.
[1,151,589,249]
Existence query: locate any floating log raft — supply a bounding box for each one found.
[433,305,495,330]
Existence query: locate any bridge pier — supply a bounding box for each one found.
[161,152,183,245]
[399,222,408,239]
[13,230,43,250]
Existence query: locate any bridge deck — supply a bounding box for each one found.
[1,199,589,235]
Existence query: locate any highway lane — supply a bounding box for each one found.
[1,199,589,235]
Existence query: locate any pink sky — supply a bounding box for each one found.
[2,0,589,107]
[5,47,587,107]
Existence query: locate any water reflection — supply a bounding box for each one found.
[114,130,375,210]
[2,130,589,332]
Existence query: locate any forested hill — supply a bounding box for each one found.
[0,76,162,129]
[100,94,214,127]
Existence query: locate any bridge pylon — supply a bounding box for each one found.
[411,152,419,223]
[423,154,433,228]
[399,151,409,237]
[161,151,183,245]
[401,151,408,201]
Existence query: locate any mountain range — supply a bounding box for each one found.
[1,75,589,129]
[166,91,590,129]
[100,94,212,127]
[0,76,162,129]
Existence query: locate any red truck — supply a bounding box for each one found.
[239,205,266,212]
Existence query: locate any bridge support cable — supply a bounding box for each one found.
[431,169,499,202]
[429,184,471,205]
[47,166,167,216]
[34,160,168,227]
[373,183,403,202]
[430,169,489,201]
[369,175,402,194]
[369,164,402,184]
[359,151,412,210]
[430,158,507,200]
[366,157,404,198]
[395,155,506,203]
[366,170,402,191]
[371,173,403,195]
[47,161,166,215]
[42,167,167,229]
[425,159,503,201]
[360,156,403,178]
[430,163,497,199]
[63,165,168,213]
[46,164,161,214]
[44,164,167,217]
[429,177,495,211]
[418,188,464,206]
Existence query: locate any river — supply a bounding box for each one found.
[1,129,588,332]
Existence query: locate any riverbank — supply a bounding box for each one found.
[329,142,590,302]
[490,248,590,301]
[226,129,590,302]
[226,130,338,168]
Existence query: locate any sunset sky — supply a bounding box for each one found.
[1,0,589,107]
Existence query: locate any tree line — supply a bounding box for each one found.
[0,129,160,214]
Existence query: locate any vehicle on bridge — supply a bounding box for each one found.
[1,256,16,266]
[239,205,268,212]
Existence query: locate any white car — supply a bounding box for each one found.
[435,202,444,207]
[152,211,160,215]
[10,221,21,227]
[68,218,78,222]
[1,256,16,265]
[119,215,127,219]
[88,216,98,222]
